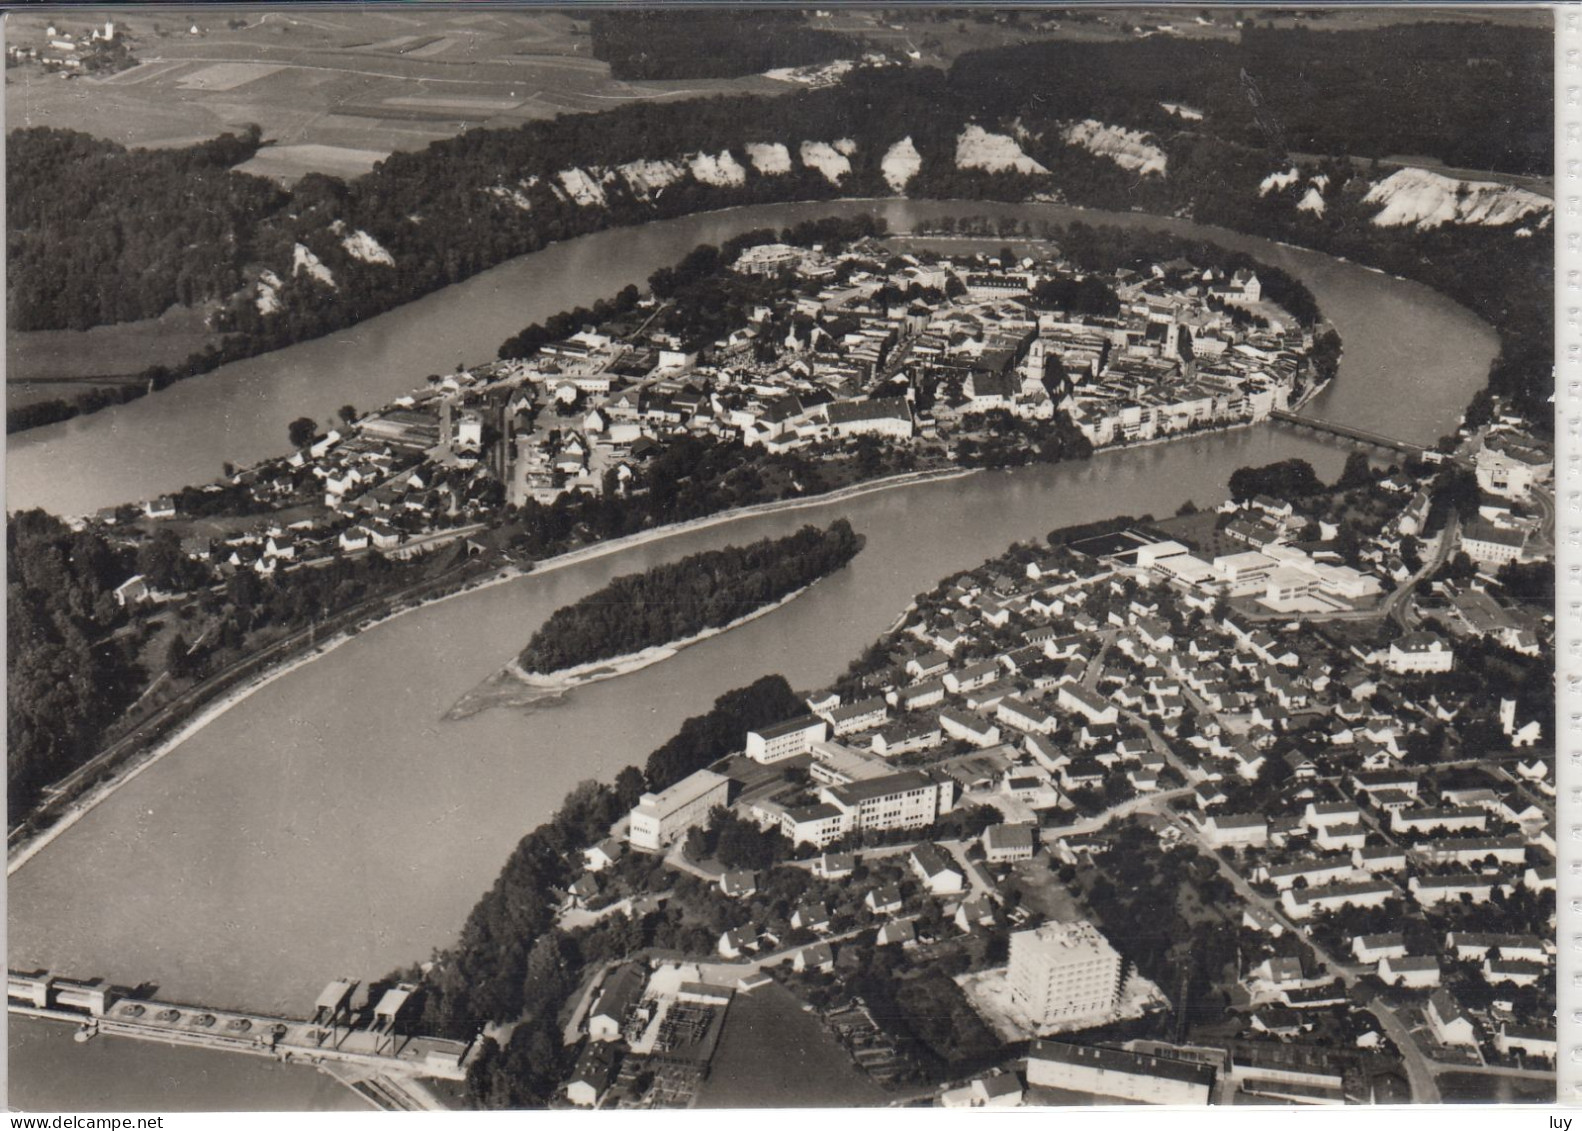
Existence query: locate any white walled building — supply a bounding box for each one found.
[1008,921,1125,1027]
[628,770,730,851]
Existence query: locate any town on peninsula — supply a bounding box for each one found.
[4,4,1558,1117]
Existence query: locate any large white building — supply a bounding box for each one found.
[1475,441,1551,499]
[1385,632,1454,674]
[780,769,951,847]
[1008,921,1125,1028]
[745,716,828,764]
[1026,1041,1215,1105]
[1458,521,1526,567]
[627,770,730,851]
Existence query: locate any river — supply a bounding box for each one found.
[6,200,1497,1110]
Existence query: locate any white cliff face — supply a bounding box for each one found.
[832,138,857,156]
[291,243,335,287]
[688,150,747,188]
[341,229,395,266]
[487,185,534,211]
[256,269,282,315]
[1363,167,1552,230]
[1259,168,1301,196]
[764,59,855,86]
[746,143,793,175]
[882,137,923,194]
[1297,187,1326,215]
[955,125,1049,175]
[1060,120,1166,175]
[557,168,607,207]
[617,159,684,199]
[800,140,852,185]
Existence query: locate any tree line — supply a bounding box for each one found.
[393,673,801,1106]
[7,511,141,823]
[589,9,868,80]
[518,519,862,674]
[7,125,278,331]
[8,21,1550,438]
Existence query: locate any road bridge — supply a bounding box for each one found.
[1267,410,1428,456]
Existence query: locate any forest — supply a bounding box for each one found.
[7,125,280,331]
[517,519,862,674]
[6,511,143,823]
[589,9,866,80]
[393,674,802,1106]
[7,22,1551,436]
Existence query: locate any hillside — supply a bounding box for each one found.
[6,22,1553,434]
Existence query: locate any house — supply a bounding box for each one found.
[582,838,624,873]
[910,843,965,896]
[1444,932,1549,964]
[1352,845,1408,873]
[1385,632,1454,674]
[1390,806,1486,835]
[1025,1040,1214,1105]
[1408,873,1496,908]
[1315,823,1368,853]
[1378,955,1440,989]
[793,941,835,973]
[718,925,759,958]
[567,874,600,909]
[876,919,916,947]
[720,871,758,899]
[1497,1024,1556,1061]
[1242,905,1285,937]
[1198,813,1268,849]
[1303,801,1361,831]
[997,696,1057,735]
[983,823,1037,864]
[1482,958,1545,987]
[1058,684,1120,726]
[812,852,856,880]
[826,697,888,736]
[566,1041,618,1106]
[1250,1008,1306,1037]
[112,575,150,607]
[588,964,648,1042]
[944,660,1000,694]
[1351,933,1406,964]
[865,884,903,915]
[1250,956,1305,987]
[896,679,946,711]
[1426,988,1478,1047]
[1280,879,1393,921]
[939,708,1001,748]
[791,900,831,933]
[1263,857,1353,892]
[954,895,997,932]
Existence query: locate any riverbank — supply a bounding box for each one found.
[5,465,973,877]
[449,579,830,719]
[6,188,1501,1111]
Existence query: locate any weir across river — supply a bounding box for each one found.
[7,969,476,1085]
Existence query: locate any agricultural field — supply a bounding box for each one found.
[7,304,221,400]
[4,8,790,184]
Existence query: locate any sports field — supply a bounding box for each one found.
[5,8,788,184]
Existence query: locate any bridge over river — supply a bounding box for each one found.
[1267,409,1432,457]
